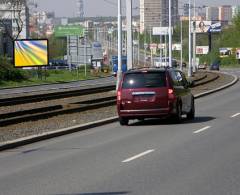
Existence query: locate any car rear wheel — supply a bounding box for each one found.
[172,103,182,123]
[119,117,129,126]
[187,98,195,120]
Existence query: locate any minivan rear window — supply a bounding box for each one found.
[122,72,166,89]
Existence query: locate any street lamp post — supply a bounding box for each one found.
[168,0,172,68]
[116,0,122,90]
[126,0,133,70]
[188,0,192,77]
[180,18,183,71]
[192,0,196,73]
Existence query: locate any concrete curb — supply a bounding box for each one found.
[195,72,238,99]
[0,117,118,151]
[0,72,238,151]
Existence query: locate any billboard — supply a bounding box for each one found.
[54,25,85,37]
[196,46,209,54]
[194,21,221,33]
[172,44,182,51]
[152,27,172,35]
[92,42,103,60]
[219,48,232,58]
[14,39,49,67]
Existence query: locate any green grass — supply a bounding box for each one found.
[220,64,240,68]
[0,69,111,89]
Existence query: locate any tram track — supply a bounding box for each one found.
[0,71,218,127]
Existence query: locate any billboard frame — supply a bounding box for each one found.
[13,39,49,68]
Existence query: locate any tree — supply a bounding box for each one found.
[0,0,26,41]
[233,12,240,32]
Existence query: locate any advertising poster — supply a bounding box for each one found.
[194,21,221,33]
[14,39,49,67]
[219,48,232,58]
[196,46,209,54]
[172,44,181,51]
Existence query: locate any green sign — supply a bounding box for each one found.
[54,25,85,37]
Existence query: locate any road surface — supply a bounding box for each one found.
[0,70,239,195]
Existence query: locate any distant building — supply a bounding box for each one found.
[206,7,219,21]
[180,16,205,22]
[76,0,84,20]
[29,11,55,38]
[232,6,240,18]
[0,0,29,39]
[183,3,190,17]
[0,0,29,56]
[0,19,12,56]
[140,0,178,33]
[219,5,232,24]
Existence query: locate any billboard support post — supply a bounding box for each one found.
[208,32,212,52]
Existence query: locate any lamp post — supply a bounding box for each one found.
[188,0,192,77]
[180,17,183,71]
[126,0,133,70]
[168,0,172,67]
[116,0,122,90]
[192,0,196,73]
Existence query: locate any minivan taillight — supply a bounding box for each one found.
[168,88,175,100]
[117,91,121,101]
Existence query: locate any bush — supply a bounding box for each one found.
[220,55,238,65]
[0,56,28,81]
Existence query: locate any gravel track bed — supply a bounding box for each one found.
[0,91,116,115]
[0,71,234,144]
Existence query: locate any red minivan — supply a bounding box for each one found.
[117,68,195,125]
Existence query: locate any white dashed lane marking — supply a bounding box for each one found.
[122,149,155,163]
[231,113,240,118]
[193,126,211,134]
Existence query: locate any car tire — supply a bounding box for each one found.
[173,103,182,123]
[187,98,195,120]
[119,117,129,126]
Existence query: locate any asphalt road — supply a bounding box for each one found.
[0,71,240,195]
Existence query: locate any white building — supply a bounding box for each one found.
[232,6,240,18]
[0,0,28,39]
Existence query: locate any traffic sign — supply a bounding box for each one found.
[54,25,85,37]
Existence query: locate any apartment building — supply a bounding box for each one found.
[232,6,240,18]
[219,5,232,24]
[206,7,219,21]
[140,0,178,33]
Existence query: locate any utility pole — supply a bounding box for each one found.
[126,0,133,70]
[180,18,183,71]
[168,0,172,67]
[188,1,192,77]
[192,0,196,73]
[116,0,122,90]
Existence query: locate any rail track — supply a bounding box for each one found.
[0,84,116,107]
[0,71,218,127]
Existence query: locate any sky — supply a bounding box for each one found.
[34,0,240,18]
